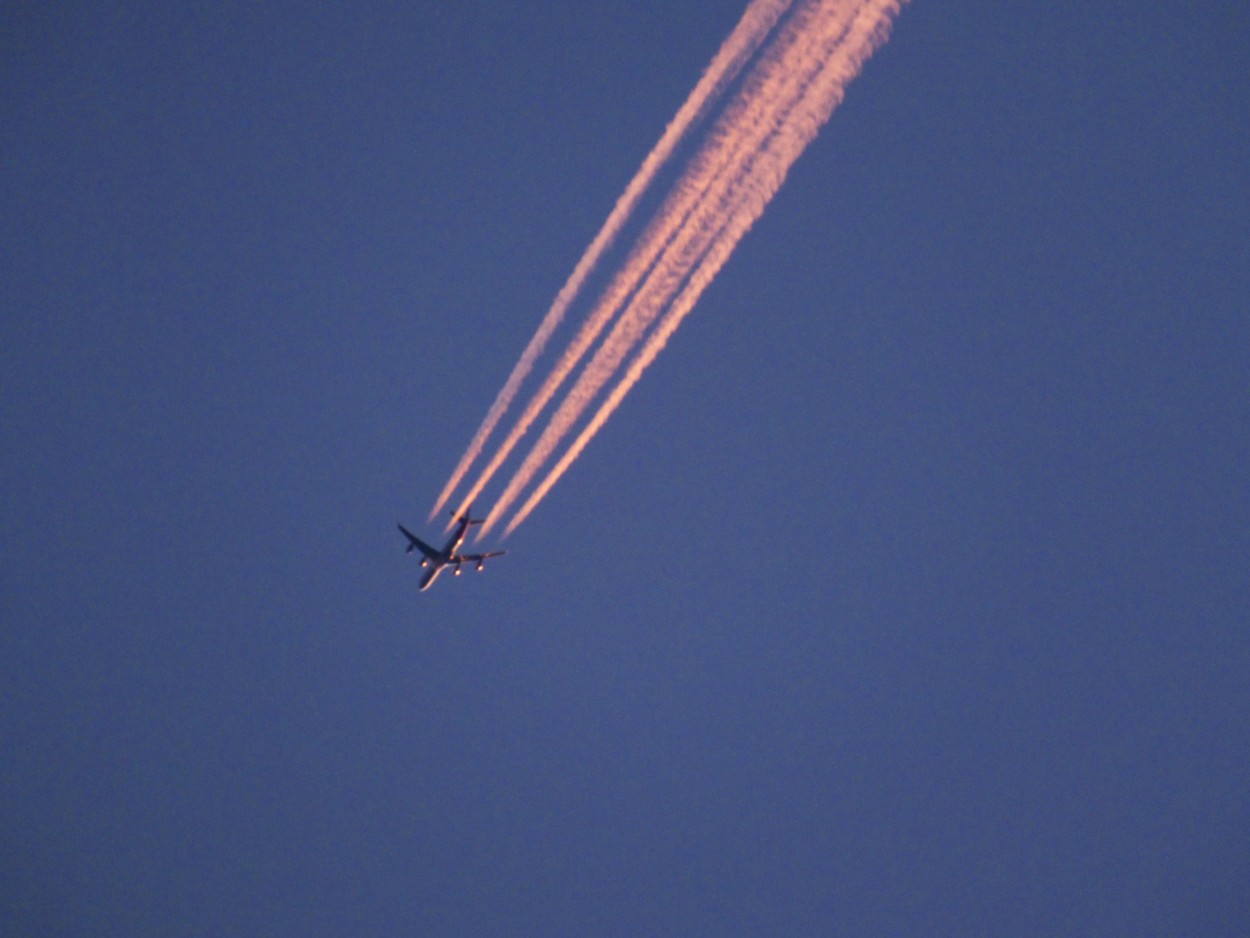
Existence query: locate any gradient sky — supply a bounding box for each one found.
[4,2,1248,934]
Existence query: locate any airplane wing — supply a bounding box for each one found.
[458,550,507,562]
[398,523,441,560]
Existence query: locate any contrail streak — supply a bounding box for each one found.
[505,2,900,536]
[430,0,795,523]
[486,0,905,535]
[481,0,851,533]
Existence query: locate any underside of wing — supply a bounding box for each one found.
[398,523,440,560]
[458,551,506,562]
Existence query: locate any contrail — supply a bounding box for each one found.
[505,3,901,535]
[429,0,795,523]
[486,0,905,534]
[480,0,853,533]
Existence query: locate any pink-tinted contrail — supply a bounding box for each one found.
[479,0,850,533]
[486,0,906,535]
[506,3,902,535]
[430,0,795,523]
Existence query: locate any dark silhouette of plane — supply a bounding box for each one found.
[398,510,506,591]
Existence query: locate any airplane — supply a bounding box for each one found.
[398,509,506,591]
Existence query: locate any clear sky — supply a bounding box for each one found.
[4,1,1248,934]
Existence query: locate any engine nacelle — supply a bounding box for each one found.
[454,565,462,576]
[476,561,485,572]
[420,559,429,568]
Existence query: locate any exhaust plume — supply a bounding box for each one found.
[484,0,906,534]
[430,0,796,522]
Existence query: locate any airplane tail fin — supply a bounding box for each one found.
[452,507,486,526]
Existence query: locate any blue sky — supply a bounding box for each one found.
[4,2,1248,934]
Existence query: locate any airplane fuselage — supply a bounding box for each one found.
[419,564,444,591]
[398,512,505,592]
[443,523,469,557]
[416,521,472,590]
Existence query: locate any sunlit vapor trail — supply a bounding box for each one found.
[480,0,849,534]
[429,0,795,524]
[505,2,899,534]
[487,0,905,535]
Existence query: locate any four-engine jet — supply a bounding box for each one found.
[398,510,506,591]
